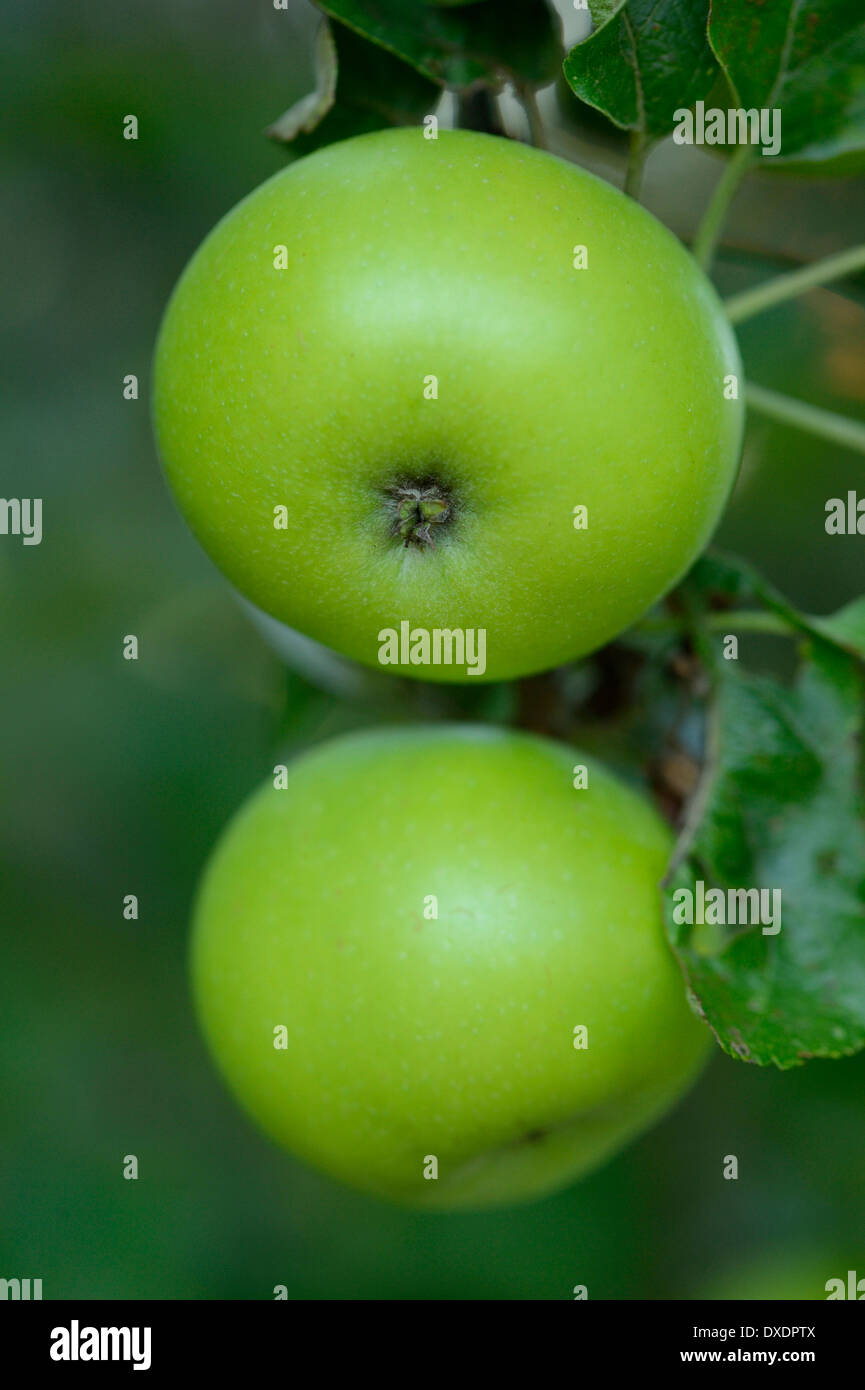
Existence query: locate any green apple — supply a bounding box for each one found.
[192,724,709,1209]
[153,127,743,684]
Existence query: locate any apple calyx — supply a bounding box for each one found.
[386,481,452,550]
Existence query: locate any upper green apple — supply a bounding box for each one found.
[191,724,710,1209]
[153,127,743,682]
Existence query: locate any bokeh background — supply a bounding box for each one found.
[2,0,864,1300]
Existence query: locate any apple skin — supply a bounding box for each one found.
[153,127,743,684]
[191,724,710,1209]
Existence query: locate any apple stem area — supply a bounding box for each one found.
[385,481,453,550]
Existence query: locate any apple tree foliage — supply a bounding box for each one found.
[269,0,865,1071]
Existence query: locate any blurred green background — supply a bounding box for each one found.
[2,0,864,1300]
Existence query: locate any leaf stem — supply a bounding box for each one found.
[638,609,795,639]
[692,145,754,272]
[746,382,865,457]
[725,243,865,325]
[624,129,649,200]
[519,85,546,150]
[663,696,720,884]
[706,610,794,636]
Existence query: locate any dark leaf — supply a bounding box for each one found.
[318,0,562,90]
[563,0,717,137]
[708,0,865,166]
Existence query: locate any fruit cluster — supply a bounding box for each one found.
[153,129,741,1207]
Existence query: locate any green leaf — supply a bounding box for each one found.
[762,109,865,178]
[661,559,865,1068]
[269,18,439,154]
[563,0,718,137]
[317,0,562,90]
[811,596,865,660]
[664,642,865,1068]
[692,550,865,662]
[708,0,865,167]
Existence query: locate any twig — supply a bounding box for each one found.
[724,243,865,324]
[692,145,754,272]
[746,382,865,457]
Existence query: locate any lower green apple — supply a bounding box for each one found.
[192,724,710,1208]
